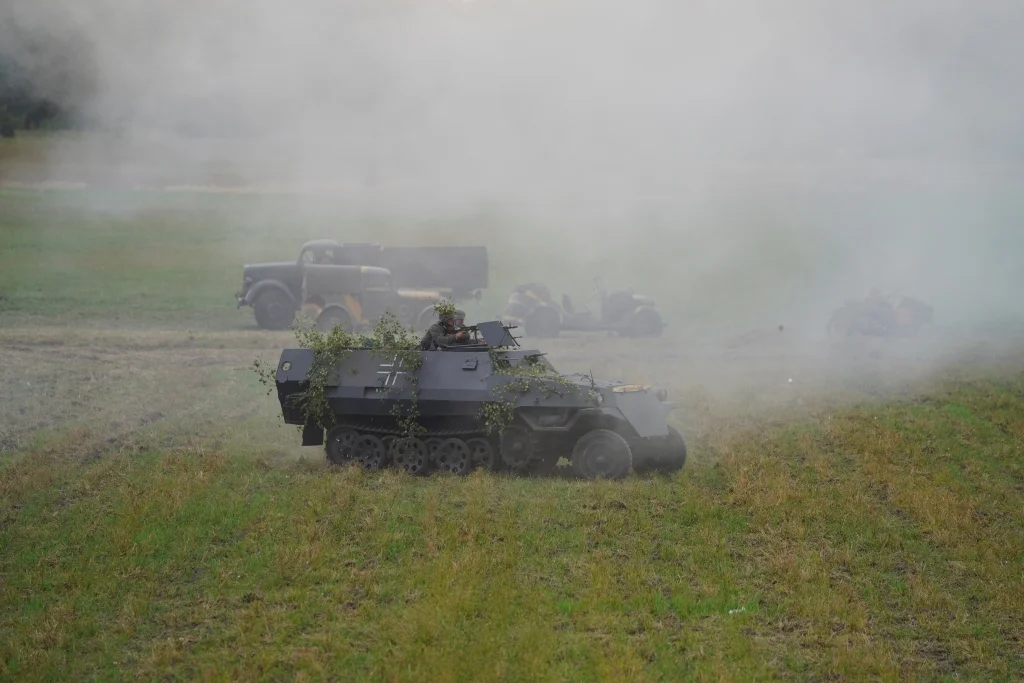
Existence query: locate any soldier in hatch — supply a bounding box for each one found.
[420,308,472,350]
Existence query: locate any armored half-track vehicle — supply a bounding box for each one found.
[237,240,488,329]
[827,293,934,338]
[503,278,664,338]
[273,321,685,479]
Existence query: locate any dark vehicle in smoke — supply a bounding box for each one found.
[236,240,488,329]
[502,278,664,338]
[826,293,935,338]
[273,321,686,479]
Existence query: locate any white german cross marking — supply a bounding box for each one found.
[377,355,407,387]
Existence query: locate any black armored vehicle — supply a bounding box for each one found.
[273,321,686,479]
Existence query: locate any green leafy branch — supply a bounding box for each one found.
[478,349,584,435]
[433,298,457,319]
[252,311,424,436]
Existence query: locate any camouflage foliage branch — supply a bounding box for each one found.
[478,348,582,435]
[252,312,425,436]
[433,298,457,319]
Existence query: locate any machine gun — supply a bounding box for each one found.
[444,320,521,349]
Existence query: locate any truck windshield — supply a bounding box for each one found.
[301,249,335,265]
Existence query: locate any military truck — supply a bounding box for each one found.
[236,240,488,329]
[272,321,686,479]
[301,264,446,333]
[503,278,664,338]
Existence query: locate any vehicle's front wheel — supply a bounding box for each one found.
[633,426,687,474]
[628,308,663,338]
[253,289,297,330]
[571,429,632,480]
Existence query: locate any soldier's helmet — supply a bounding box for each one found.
[440,308,466,324]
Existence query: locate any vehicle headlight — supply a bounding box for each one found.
[592,392,604,406]
[656,388,668,402]
[612,384,650,393]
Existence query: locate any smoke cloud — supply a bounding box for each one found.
[2,0,1023,330]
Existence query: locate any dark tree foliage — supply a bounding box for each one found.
[0,51,70,137]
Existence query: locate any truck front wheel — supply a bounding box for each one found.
[253,289,296,330]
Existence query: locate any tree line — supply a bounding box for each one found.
[0,52,72,138]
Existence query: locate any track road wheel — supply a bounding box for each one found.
[325,427,359,465]
[434,438,471,476]
[352,434,388,471]
[391,437,431,476]
[466,437,499,472]
[424,438,443,460]
[254,289,296,330]
[571,429,633,480]
[500,426,535,471]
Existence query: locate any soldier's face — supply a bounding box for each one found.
[453,317,464,327]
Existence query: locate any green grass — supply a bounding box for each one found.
[2,374,1023,680]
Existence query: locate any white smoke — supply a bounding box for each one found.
[2,0,1023,330]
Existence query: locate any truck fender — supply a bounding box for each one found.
[245,280,298,307]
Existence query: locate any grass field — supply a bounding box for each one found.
[2,165,1024,680]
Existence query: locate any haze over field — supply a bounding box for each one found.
[2,0,1024,328]
[4,4,1024,677]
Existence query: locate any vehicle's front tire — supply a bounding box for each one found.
[629,308,663,338]
[253,289,297,330]
[571,429,632,480]
[633,426,687,474]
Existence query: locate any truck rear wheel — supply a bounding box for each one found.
[317,307,353,333]
[571,429,632,480]
[526,306,560,338]
[254,289,297,330]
